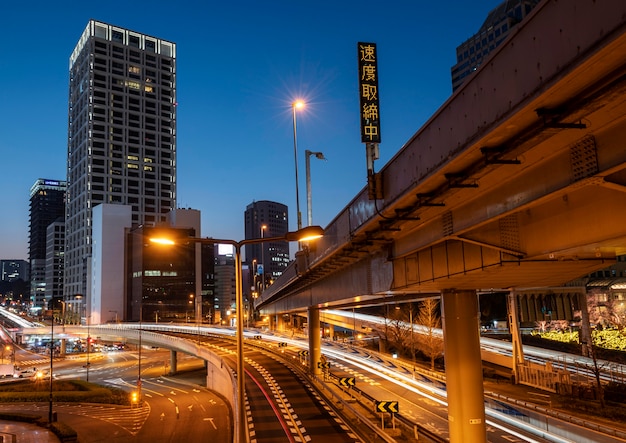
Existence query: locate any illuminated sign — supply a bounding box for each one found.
[357,42,381,144]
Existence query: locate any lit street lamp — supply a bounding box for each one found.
[149,225,324,443]
[260,225,267,292]
[305,150,326,227]
[292,100,305,230]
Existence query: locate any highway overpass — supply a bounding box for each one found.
[255,1,626,441]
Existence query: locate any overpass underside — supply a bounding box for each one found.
[257,2,626,442]
[259,0,626,314]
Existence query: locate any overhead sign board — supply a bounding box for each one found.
[358,42,381,144]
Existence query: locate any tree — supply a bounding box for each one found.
[414,298,444,371]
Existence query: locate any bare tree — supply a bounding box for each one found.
[415,298,444,370]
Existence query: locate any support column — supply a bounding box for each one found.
[507,291,525,383]
[308,307,321,376]
[327,324,335,340]
[59,339,67,357]
[441,289,486,443]
[169,350,177,375]
[276,314,285,332]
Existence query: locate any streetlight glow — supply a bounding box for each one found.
[149,237,175,245]
[149,225,323,443]
[292,100,306,231]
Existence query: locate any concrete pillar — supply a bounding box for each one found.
[59,339,67,357]
[169,350,177,375]
[308,307,321,376]
[507,291,525,383]
[441,289,486,443]
[276,314,285,332]
[327,324,335,340]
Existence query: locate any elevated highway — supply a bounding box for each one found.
[255,1,626,441]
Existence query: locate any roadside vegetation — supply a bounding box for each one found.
[0,378,130,404]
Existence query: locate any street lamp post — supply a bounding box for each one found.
[305,150,326,227]
[260,225,267,292]
[292,100,305,230]
[149,225,323,443]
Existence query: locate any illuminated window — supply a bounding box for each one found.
[129,66,141,74]
[144,85,154,93]
[127,163,139,169]
[145,270,161,276]
[127,155,139,161]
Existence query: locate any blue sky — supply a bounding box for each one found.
[1,0,499,260]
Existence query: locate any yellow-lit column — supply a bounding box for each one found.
[327,324,335,340]
[441,289,486,443]
[308,307,321,376]
[169,350,177,375]
[276,314,285,332]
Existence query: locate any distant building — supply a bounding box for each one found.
[244,201,290,295]
[65,20,177,307]
[125,209,214,323]
[29,178,66,308]
[451,0,541,91]
[214,247,236,325]
[44,220,65,302]
[0,260,29,283]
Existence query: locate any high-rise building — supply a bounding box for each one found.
[451,0,541,91]
[65,20,177,303]
[44,220,65,302]
[29,179,66,308]
[244,201,290,293]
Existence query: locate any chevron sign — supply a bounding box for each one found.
[298,350,309,357]
[338,377,356,387]
[375,401,399,413]
[317,362,331,369]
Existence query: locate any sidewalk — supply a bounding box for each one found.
[0,420,61,443]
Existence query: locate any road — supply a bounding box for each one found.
[0,346,231,442]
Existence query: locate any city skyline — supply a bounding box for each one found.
[2,0,502,259]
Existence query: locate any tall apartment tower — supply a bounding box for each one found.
[29,179,66,308]
[450,0,540,91]
[244,201,290,292]
[65,20,177,301]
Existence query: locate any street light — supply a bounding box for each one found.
[149,224,323,443]
[305,150,326,227]
[260,225,267,292]
[292,100,305,230]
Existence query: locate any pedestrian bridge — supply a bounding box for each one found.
[254,1,626,441]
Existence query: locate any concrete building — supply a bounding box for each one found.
[451,0,540,91]
[28,179,66,308]
[44,220,65,302]
[65,20,177,307]
[125,209,214,323]
[244,201,290,294]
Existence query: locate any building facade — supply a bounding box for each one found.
[29,179,66,308]
[244,201,290,294]
[125,209,214,323]
[44,220,65,303]
[65,20,177,304]
[451,0,541,91]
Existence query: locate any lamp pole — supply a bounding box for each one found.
[305,150,326,227]
[292,101,305,230]
[49,309,54,423]
[260,225,267,292]
[149,225,324,443]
